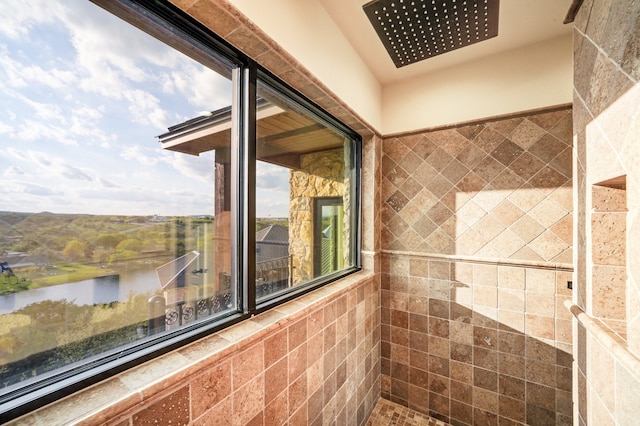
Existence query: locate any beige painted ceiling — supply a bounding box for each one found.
[319,0,573,84]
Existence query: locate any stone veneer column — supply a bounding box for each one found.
[572,0,640,424]
[289,147,346,283]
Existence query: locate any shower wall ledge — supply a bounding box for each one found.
[567,301,640,382]
[382,249,573,272]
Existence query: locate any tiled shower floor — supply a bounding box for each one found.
[366,399,450,426]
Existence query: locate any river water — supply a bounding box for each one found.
[0,265,163,315]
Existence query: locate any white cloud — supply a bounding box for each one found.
[0,121,13,134]
[0,0,58,39]
[124,89,170,130]
[5,148,93,182]
[3,165,25,177]
[0,0,233,216]
[257,163,289,190]
[97,177,119,189]
[162,151,214,183]
[68,105,114,147]
[170,65,232,111]
[55,163,93,182]
[14,119,77,145]
[0,180,63,197]
[121,145,159,166]
[24,99,65,122]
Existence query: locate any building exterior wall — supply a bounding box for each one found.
[380,107,574,425]
[289,148,346,284]
[572,0,640,424]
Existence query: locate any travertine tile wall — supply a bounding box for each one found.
[382,107,573,264]
[572,0,640,425]
[10,273,381,425]
[380,108,574,426]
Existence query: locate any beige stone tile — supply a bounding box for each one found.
[457,143,487,169]
[551,214,573,245]
[555,319,572,345]
[525,268,556,294]
[498,288,525,312]
[473,263,498,286]
[509,119,546,150]
[528,199,569,229]
[592,212,626,266]
[449,321,474,345]
[471,184,509,213]
[498,310,525,333]
[529,230,570,261]
[491,229,526,258]
[491,199,524,228]
[549,186,574,212]
[615,362,640,425]
[474,126,509,154]
[508,185,547,212]
[592,185,627,212]
[476,214,505,242]
[429,128,470,158]
[474,285,498,308]
[525,291,555,317]
[529,133,567,164]
[509,215,545,244]
[549,147,573,179]
[591,264,626,320]
[487,117,525,138]
[585,130,622,188]
[525,314,555,340]
[511,246,546,263]
[498,266,526,290]
[425,147,455,173]
[589,387,616,426]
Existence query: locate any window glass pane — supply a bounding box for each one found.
[255,81,356,302]
[0,0,235,391]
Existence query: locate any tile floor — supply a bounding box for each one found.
[366,398,450,426]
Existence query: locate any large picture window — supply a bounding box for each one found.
[0,0,360,419]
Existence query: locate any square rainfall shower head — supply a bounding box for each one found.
[363,0,500,68]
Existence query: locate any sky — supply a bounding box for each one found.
[0,0,290,217]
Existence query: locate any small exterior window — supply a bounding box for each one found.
[0,0,360,419]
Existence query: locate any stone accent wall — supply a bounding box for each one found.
[380,107,574,425]
[289,147,347,283]
[572,0,640,424]
[382,107,573,263]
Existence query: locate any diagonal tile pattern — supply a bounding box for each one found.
[382,108,573,264]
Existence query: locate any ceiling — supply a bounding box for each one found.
[319,0,574,84]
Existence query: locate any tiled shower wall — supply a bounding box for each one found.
[380,107,574,425]
[572,0,640,424]
[11,273,381,425]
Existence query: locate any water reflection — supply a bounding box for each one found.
[0,266,161,314]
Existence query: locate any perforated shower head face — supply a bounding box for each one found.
[363,0,500,68]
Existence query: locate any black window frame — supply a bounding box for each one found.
[0,0,361,421]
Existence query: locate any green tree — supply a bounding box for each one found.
[115,239,142,252]
[95,234,126,249]
[62,240,86,261]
